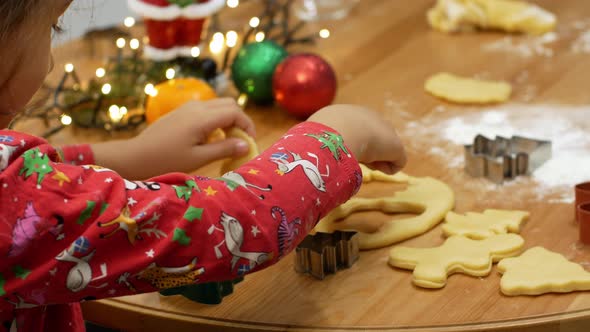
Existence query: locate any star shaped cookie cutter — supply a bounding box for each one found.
[294,231,359,280]
[464,134,552,184]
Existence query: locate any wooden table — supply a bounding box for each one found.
[20,0,590,331]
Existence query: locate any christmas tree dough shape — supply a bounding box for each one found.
[443,209,529,239]
[427,0,556,35]
[314,166,455,250]
[220,128,259,174]
[425,73,512,104]
[498,247,590,296]
[389,234,524,288]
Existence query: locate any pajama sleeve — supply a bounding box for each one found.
[0,121,361,312]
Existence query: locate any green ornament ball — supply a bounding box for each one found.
[231,41,288,104]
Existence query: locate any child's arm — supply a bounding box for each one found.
[90,98,256,180]
[0,121,361,308]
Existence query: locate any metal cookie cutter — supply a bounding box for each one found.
[294,231,359,280]
[464,134,552,184]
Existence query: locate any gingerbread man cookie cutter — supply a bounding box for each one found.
[464,134,552,183]
[294,231,359,280]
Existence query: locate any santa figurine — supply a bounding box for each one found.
[128,0,225,61]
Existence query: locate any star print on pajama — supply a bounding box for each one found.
[0,122,360,332]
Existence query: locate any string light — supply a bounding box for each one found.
[227,0,239,8]
[108,105,123,123]
[124,17,136,28]
[64,63,74,73]
[213,32,224,42]
[237,94,248,107]
[116,38,126,49]
[226,30,238,47]
[255,31,265,42]
[144,83,158,97]
[101,83,112,95]
[210,34,225,54]
[249,17,260,28]
[60,114,72,126]
[319,29,330,39]
[165,68,176,80]
[95,68,106,78]
[129,38,140,50]
[191,46,201,58]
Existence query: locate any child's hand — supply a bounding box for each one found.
[92,98,255,179]
[308,105,407,174]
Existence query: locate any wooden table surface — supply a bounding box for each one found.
[19,0,590,331]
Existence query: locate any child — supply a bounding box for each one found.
[0,0,407,331]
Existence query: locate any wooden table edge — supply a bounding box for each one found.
[82,297,590,332]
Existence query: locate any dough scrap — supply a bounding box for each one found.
[220,128,259,174]
[442,209,530,239]
[498,247,590,296]
[427,0,556,35]
[314,166,455,250]
[425,72,512,104]
[389,234,524,288]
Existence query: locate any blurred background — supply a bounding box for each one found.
[54,1,135,46]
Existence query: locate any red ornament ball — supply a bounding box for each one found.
[272,54,337,118]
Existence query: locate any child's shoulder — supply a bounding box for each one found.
[0,130,53,172]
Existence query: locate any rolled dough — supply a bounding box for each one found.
[314,166,455,250]
[427,0,557,35]
[498,247,590,296]
[442,209,530,239]
[424,72,512,104]
[389,234,525,288]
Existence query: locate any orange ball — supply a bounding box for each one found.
[145,78,217,124]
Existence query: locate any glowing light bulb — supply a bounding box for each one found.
[116,38,126,49]
[109,105,122,122]
[124,17,136,28]
[213,32,224,42]
[101,83,112,95]
[60,114,72,126]
[130,38,140,50]
[209,40,224,54]
[226,30,238,47]
[119,106,128,116]
[64,63,74,73]
[237,94,248,107]
[319,29,330,39]
[255,31,265,42]
[95,68,106,78]
[191,46,200,58]
[227,0,239,8]
[166,68,176,80]
[249,17,260,28]
[144,83,158,97]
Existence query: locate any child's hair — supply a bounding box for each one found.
[0,0,39,40]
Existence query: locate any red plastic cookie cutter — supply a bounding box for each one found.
[575,182,590,222]
[579,203,590,244]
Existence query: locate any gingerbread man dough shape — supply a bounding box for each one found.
[442,209,530,239]
[498,247,590,296]
[314,165,455,250]
[389,234,524,288]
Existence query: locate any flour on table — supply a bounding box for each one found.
[571,30,590,54]
[404,104,590,203]
[482,32,557,58]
